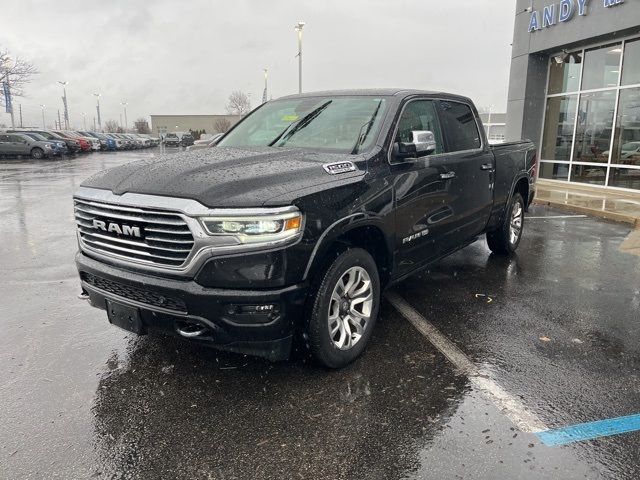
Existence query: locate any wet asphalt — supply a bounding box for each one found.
[1,149,639,479]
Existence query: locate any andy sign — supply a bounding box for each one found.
[529,0,624,32]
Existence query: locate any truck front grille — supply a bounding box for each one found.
[74,198,195,267]
[81,272,187,312]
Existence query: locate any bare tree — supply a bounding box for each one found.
[104,120,120,133]
[134,118,151,134]
[225,91,251,116]
[0,49,38,107]
[214,118,232,133]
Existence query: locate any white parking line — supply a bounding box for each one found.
[386,291,547,433]
[527,215,587,219]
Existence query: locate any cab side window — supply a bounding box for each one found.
[437,101,481,152]
[0,134,8,142]
[396,100,444,155]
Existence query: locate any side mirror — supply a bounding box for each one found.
[395,130,437,160]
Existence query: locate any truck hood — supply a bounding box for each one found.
[80,146,365,208]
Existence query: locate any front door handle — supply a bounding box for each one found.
[481,163,494,170]
[439,171,456,180]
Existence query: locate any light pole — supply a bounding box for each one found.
[93,93,102,131]
[294,21,305,94]
[82,112,87,130]
[262,68,268,104]
[58,81,69,129]
[40,104,46,129]
[121,100,128,132]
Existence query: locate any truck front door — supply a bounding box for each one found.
[390,98,459,277]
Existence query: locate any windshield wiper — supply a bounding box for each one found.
[351,100,384,155]
[268,100,333,147]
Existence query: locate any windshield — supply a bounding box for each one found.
[25,133,45,141]
[166,133,178,138]
[218,96,388,153]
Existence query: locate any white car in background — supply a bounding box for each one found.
[186,133,223,151]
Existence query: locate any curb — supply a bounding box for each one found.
[533,199,640,228]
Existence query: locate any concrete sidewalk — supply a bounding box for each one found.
[534,181,640,227]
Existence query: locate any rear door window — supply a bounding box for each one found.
[437,101,481,152]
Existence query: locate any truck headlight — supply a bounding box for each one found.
[200,210,303,244]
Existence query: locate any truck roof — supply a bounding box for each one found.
[278,88,474,104]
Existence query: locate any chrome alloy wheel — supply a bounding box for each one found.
[327,266,373,350]
[509,199,523,245]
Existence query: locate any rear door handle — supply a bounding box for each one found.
[481,163,494,170]
[439,171,456,180]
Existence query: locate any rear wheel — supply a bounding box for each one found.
[30,147,44,159]
[487,192,524,255]
[306,248,380,369]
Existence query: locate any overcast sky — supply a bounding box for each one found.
[1,0,516,129]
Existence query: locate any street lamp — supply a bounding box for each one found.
[81,112,87,130]
[40,104,46,129]
[262,68,268,104]
[121,100,128,131]
[294,21,305,94]
[58,81,69,129]
[93,93,102,131]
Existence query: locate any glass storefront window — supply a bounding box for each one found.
[611,88,640,167]
[608,168,640,190]
[541,95,577,161]
[570,164,607,186]
[621,38,640,86]
[541,37,640,191]
[538,162,569,181]
[548,52,582,94]
[573,91,616,164]
[581,44,621,91]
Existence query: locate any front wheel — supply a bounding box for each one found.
[487,192,524,255]
[31,147,44,159]
[306,248,380,369]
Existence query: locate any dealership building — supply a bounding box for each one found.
[507,0,640,193]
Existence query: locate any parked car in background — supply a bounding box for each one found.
[55,131,91,152]
[21,132,68,156]
[0,132,55,159]
[12,129,81,154]
[79,131,117,151]
[186,132,223,151]
[103,134,125,150]
[164,132,181,147]
[125,134,144,149]
[68,131,100,151]
[181,133,194,147]
[142,134,161,146]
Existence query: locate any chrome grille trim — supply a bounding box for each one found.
[74,197,195,268]
[73,186,303,277]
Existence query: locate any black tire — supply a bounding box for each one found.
[487,192,525,255]
[306,248,380,369]
[30,147,44,159]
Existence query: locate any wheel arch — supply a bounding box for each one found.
[304,218,393,288]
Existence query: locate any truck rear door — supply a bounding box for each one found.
[435,100,494,247]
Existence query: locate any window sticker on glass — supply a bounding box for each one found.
[281,115,299,122]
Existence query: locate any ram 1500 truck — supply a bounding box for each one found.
[74,89,536,368]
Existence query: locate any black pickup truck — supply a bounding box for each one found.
[74,89,536,368]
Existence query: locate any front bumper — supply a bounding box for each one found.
[76,252,308,361]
